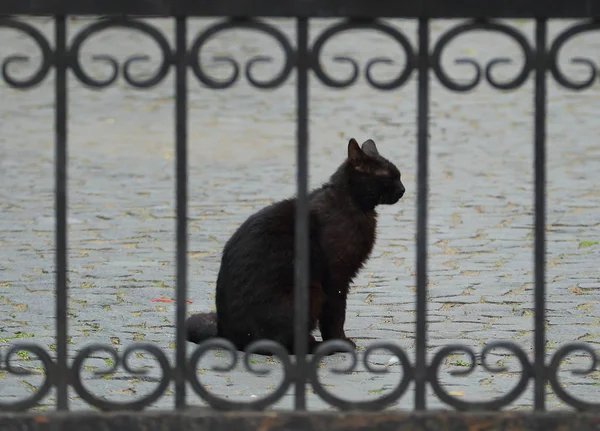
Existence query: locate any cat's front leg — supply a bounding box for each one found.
[318,287,356,350]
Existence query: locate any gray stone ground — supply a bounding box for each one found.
[0,17,599,412]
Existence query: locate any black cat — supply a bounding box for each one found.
[186,138,405,354]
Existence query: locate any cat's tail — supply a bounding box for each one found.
[185,312,218,344]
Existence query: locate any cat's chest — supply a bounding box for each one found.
[320,210,377,269]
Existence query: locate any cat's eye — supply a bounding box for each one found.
[374,169,400,182]
[374,168,391,177]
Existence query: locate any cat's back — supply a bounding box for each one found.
[215,197,300,322]
[224,198,296,253]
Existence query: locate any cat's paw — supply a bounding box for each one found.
[308,335,322,353]
[321,336,356,354]
[341,337,357,350]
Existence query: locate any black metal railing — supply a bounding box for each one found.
[1,0,599,419]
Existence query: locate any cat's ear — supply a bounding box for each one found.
[348,138,366,164]
[361,139,379,157]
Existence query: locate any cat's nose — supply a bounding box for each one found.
[391,188,404,203]
[397,184,406,198]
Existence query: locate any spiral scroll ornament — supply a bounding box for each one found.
[431,20,534,91]
[548,342,600,410]
[0,18,54,88]
[187,338,293,410]
[429,342,533,410]
[310,19,415,90]
[69,18,173,88]
[549,20,600,90]
[70,343,172,411]
[189,19,295,89]
[0,344,55,410]
[308,340,413,410]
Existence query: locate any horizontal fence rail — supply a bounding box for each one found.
[2,0,600,18]
[0,1,600,428]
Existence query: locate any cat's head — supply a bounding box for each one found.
[345,138,405,209]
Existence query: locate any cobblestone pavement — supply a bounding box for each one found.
[1,17,599,412]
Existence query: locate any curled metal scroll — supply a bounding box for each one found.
[429,342,533,410]
[431,20,534,92]
[310,19,415,89]
[189,19,295,89]
[0,18,54,88]
[0,343,55,410]
[549,20,600,90]
[70,343,171,411]
[187,338,293,410]
[308,340,413,410]
[548,342,600,410]
[69,18,172,88]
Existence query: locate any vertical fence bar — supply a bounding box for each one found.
[415,16,430,411]
[54,14,69,411]
[174,15,188,410]
[534,17,547,412]
[294,16,310,411]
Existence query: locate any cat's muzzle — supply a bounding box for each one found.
[381,184,405,205]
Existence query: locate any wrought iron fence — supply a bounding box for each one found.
[0,0,599,424]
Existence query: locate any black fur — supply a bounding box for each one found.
[185,138,405,354]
